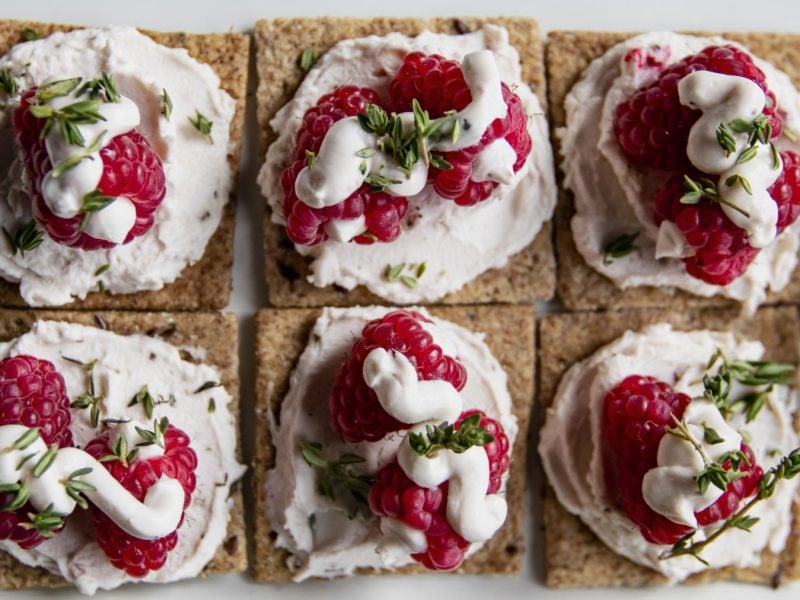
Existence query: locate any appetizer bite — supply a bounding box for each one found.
[538,306,800,586]
[252,305,534,580]
[256,18,556,306]
[0,311,245,593]
[0,23,248,309]
[551,31,800,311]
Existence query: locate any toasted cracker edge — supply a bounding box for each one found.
[537,304,800,587]
[0,309,247,590]
[251,304,535,581]
[547,30,800,311]
[254,16,554,307]
[0,20,250,311]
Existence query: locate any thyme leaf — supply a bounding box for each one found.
[0,69,17,96]
[161,88,173,121]
[408,414,494,458]
[300,442,373,506]
[299,47,317,72]
[3,220,43,257]
[188,110,213,143]
[603,232,639,265]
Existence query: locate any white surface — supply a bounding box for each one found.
[1,0,799,598]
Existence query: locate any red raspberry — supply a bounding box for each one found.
[85,424,197,577]
[456,410,510,494]
[0,355,73,549]
[329,310,467,443]
[389,52,532,206]
[614,45,782,172]
[282,86,408,246]
[652,153,800,286]
[369,410,510,570]
[602,375,762,545]
[12,87,166,250]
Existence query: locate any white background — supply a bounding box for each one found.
[1,0,799,598]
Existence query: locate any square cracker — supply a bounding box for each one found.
[255,17,554,307]
[0,309,247,590]
[0,20,250,311]
[538,305,800,587]
[251,304,535,581]
[547,30,800,311]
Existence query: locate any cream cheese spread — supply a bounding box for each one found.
[538,323,798,581]
[260,26,556,303]
[265,306,517,580]
[0,26,235,306]
[560,32,800,311]
[0,321,245,594]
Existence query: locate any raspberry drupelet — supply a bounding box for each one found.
[12,88,166,250]
[602,375,762,545]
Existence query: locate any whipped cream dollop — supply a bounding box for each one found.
[0,26,236,306]
[265,306,517,580]
[560,32,800,311]
[0,321,245,594]
[260,26,556,303]
[0,424,185,539]
[538,323,798,582]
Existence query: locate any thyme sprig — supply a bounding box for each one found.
[161,89,173,121]
[62,468,95,510]
[661,448,800,564]
[299,47,317,72]
[135,417,169,449]
[666,415,748,495]
[76,73,120,103]
[300,442,373,506]
[67,358,101,427]
[703,349,795,423]
[681,175,750,218]
[383,261,427,288]
[603,232,639,265]
[100,432,138,467]
[51,129,107,178]
[30,96,105,147]
[408,413,494,458]
[128,386,156,419]
[188,110,213,143]
[0,69,17,96]
[24,504,63,537]
[2,220,43,256]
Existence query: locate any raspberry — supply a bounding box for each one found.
[388,52,532,206]
[12,87,166,250]
[602,375,761,545]
[0,355,73,549]
[282,86,408,246]
[614,45,782,172]
[369,410,509,571]
[772,150,800,232]
[329,310,467,443]
[456,410,510,494]
[85,425,197,577]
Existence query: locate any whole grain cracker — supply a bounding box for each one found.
[547,30,800,311]
[255,17,554,307]
[0,309,246,590]
[251,304,535,581]
[538,305,800,587]
[0,20,249,311]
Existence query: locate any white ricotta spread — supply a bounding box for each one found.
[0,321,245,594]
[538,324,798,582]
[265,306,517,580]
[560,32,800,311]
[260,26,556,304]
[0,26,236,306]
